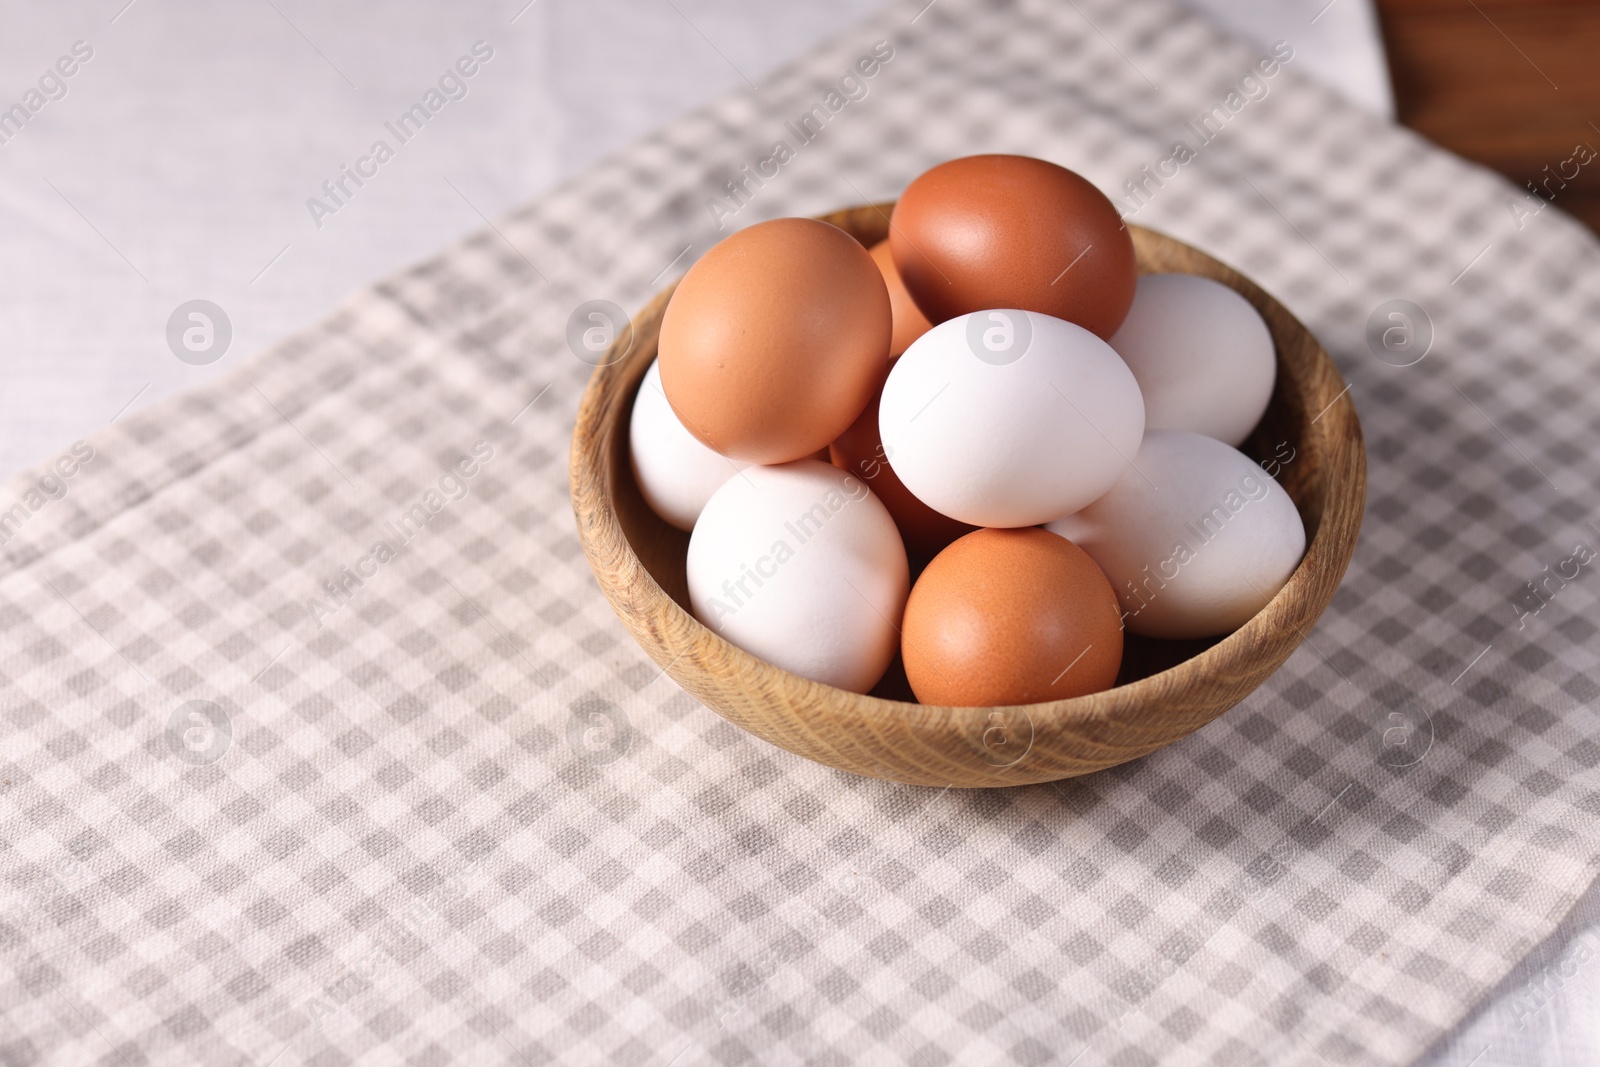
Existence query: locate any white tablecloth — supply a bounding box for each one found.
[4,2,1593,1063]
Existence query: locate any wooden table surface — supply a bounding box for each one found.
[1378,0,1600,234]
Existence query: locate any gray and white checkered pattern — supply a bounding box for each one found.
[3,0,1598,1063]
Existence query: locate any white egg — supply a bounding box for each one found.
[879,310,1144,528]
[630,359,748,530]
[1109,274,1275,447]
[686,460,908,693]
[1048,430,1305,639]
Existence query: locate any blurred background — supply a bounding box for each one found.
[0,1,1597,1062]
[2,0,1595,484]
[1379,0,1600,233]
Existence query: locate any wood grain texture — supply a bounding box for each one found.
[570,204,1366,788]
[1378,0,1600,234]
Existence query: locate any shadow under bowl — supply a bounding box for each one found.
[570,203,1365,788]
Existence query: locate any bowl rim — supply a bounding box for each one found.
[571,204,1366,785]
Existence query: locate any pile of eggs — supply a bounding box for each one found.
[629,154,1306,706]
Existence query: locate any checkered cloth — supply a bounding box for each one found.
[4,0,1598,1063]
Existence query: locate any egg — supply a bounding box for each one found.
[1110,274,1276,447]
[879,309,1145,528]
[658,218,892,464]
[1047,430,1306,639]
[889,154,1137,338]
[829,369,975,563]
[628,359,749,531]
[686,460,909,693]
[901,528,1123,706]
[868,240,933,356]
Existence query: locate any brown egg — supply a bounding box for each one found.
[902,528,1123,706]
[830,368,974,563]
[658,218,892,464]
[867,240,933,356]
[889,154,1137,339]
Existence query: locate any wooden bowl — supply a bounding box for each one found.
[571,203,1365,788]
